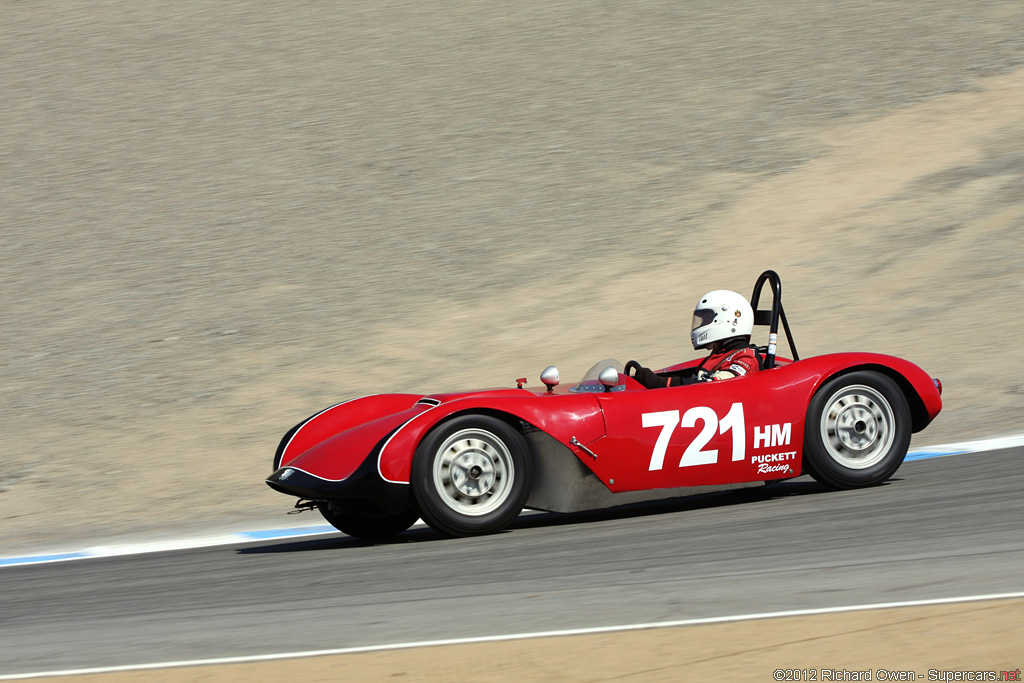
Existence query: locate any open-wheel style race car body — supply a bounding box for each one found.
[266,271,942,538]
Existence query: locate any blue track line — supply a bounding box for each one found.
[235,525,335,541]
[0,552,92,567]
[904,449,968,462]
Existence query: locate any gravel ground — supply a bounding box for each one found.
[2,1,1024,548]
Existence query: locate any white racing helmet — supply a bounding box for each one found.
[691,290,754,350]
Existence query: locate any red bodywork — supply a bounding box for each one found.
[273,352,941,501]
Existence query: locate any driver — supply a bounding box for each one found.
[631,290,760,388]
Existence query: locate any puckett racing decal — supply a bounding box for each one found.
[753,450,797,474]
[642,402,794,475]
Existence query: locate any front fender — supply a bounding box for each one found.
[274,394,425,475]
[267,395,435,515]
[377,393,606,484]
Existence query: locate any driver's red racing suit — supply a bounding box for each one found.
[632,345,760,388]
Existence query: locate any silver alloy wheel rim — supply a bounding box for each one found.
[820,384,895,469]
[432,428,514,516]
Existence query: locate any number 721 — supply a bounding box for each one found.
[642,402,745,471]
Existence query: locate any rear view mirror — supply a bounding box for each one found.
[598,366,620,391]
[541,366,560,391]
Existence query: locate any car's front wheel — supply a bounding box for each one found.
[412,415,532,537]
[803,370,911,489]
[318,502,421,539]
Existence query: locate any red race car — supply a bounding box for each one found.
[267,271,942,538]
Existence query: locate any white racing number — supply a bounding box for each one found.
[644,402,746,471]
[641,411,678,471]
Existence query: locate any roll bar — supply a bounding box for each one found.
[749,270,799,369]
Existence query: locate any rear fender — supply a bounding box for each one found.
[797,353,942,432]
[377,394,606,484]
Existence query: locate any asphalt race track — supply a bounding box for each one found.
[2,448,1023,677]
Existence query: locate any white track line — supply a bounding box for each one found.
[904,433,1024,459]
[2,591,1023,680]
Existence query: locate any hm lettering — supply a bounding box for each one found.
[754,423,791,449]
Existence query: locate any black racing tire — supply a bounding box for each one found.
[318,502,420,539]
[411,414,532,537]
[804,370,911,489]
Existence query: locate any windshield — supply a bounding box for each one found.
[569,359,625,393]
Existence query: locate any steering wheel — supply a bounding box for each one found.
[624,360,642,378]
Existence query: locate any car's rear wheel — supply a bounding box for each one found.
[804,370,911,489]
[318,502,420,539]
[412,414,532,537]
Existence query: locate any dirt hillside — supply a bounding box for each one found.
[2,1,1023,551]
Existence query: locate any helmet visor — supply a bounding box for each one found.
[692,309,717,330]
